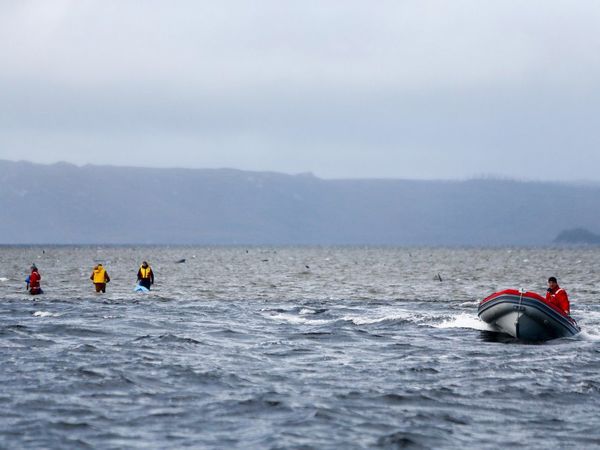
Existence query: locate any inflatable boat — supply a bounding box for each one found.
[478,289,580,341]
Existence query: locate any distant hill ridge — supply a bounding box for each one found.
[2,160,600,245]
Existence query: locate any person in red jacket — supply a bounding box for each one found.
[546,276,570,315]
[26,265,43,295]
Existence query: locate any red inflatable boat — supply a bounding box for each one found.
[478,289,580,341]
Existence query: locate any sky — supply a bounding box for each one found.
[1,0,600,181]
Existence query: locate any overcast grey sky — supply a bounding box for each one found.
[1,0,599,180]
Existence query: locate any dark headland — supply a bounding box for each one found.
[554,228,600,245]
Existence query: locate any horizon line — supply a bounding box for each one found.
[2,158,597,186]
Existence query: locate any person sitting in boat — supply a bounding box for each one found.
[137,261,154,290]
[546,276,570,315]
[26,264,43,295]
[90,264,110,293]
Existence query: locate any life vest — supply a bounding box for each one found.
[139,266,152,279]
[29,271,41,288]
[93,267,107,283]
[546,287,570,314]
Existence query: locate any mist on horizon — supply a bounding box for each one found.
[1,1,599,181]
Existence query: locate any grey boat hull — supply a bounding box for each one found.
[478,293,580,341]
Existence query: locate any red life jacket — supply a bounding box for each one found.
[29,271,41,288]
[546,286,570,315]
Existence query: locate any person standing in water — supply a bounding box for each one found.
[26,265,43,295]
[137,261,154,290]
[90,264,110,293]
[546,276,570,315]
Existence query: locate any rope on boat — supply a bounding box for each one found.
[516,288,526,338]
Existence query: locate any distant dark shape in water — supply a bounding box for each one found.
[554,228,600,245]
[262,259,269,262]
[175,259,186,264]
[435,273,443,282]
[305,265,310,269]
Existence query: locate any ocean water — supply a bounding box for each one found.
[1,246,599,449]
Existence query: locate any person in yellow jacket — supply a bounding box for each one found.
[137,261,154,290]
[90,264,110,293]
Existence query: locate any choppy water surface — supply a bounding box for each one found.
[1,246,600,449]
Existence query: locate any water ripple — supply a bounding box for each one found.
[1,246,600,449]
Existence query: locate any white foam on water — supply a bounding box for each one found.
[432,313,494,331]
[575,309,600,320]
[267,313,331,325]
[0,277,8,282]
[299,308,317,315]
[341,313,413,326]
[33,311,59,318]
[459,301,479,307]
[578,330,600,341]
[339,305,443,327]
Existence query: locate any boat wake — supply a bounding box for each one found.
[263,305,491,332]
[577,330,600,341]
[432,313,494,331]
[340,313,416,326]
